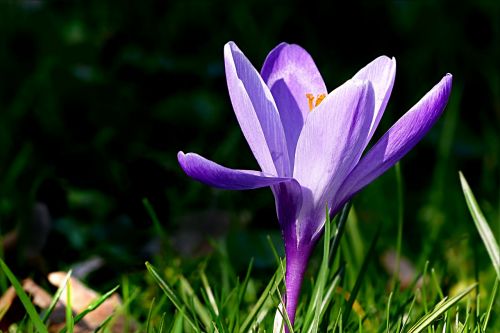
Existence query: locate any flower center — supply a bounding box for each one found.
[306,93,326,111]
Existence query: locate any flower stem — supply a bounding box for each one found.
[284,243,312,331]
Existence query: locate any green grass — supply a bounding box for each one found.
[61,284,120,333]
[139,203,497,332]
[0,174,498,332]
[0,258,48,333]
[41,270,72,324]
[1,198,498,333]
[0,1,497,332]
[459,172,500,279]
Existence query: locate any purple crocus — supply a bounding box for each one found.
[178,41,452,326]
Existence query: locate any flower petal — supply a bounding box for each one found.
[261,43,327,168]
[352,56,397,144]
[178,151,292,190]
[293,79,375,243]
[335,74,453,210]
[272,180,303,240]
[224,42,291,177]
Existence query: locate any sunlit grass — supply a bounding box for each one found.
[0,170,498,332]
[140,202,495,332]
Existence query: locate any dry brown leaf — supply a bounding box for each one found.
[0,272,136,333]
[0,286,18,329]
[48,272,137,333]
[23,279,52,308]
[0,278,52,331]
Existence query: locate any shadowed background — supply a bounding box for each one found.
[0,0,498,285]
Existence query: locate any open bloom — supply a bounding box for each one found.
[178,41,452,325]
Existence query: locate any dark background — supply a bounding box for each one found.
[0,0,498,282]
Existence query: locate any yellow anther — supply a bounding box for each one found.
[306,93,315,111]
[315,93,326,107]
[306,93,326,111]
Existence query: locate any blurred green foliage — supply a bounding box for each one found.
[0,0,498,285]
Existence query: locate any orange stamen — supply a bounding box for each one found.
[306,93,327,111]
[306,93,315,111]
[315,93,326,107]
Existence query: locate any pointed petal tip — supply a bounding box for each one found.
[177,151,191,174]
[381,55,396,74]
[177,150,186,162]
[177,152,210,178]
[440,73,453,84]
[371,55,397,66]
[284,43,305,51]
[437,73,453,98]
[379,55,397,72]
[275,41,290,48]
[368,56,397,77]
[377,55,394,61]
[224,41,244,60]
[224,41,236,55]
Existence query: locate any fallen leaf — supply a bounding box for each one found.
[48,272,136,333]
[0,278,52,331]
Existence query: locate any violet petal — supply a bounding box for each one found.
[336,74,453,209]
[284,242,314,327]
[271,180,303,242]
[261,43,327,167]
[178,151,292,190]
[293,79,375,243]
[224,42,291,177]
[352,55,397,144]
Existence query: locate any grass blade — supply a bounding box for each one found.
[459,172,500,279]
[41,270,72,323]
[145,262,198,331]
[178,275,211,329]
[74,285,120,323]
[200,270,219,316]
[329,202,352,262]
[65,278,74,333]
[0,258,48,333]
[393,162,404,292]
[146,297,155,333]
[143,198,169,245]
[60,285,120,333]
[158,312,166,333]
[482,277,498,331]
[407,283,477,333]
[0,236,7,292]
[170,310,185,333]
[343,226,380,325]
[386,291,393,333]
[93,314,114,333]
[239,265,284,333]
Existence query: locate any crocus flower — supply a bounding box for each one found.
[178,41,452,326]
